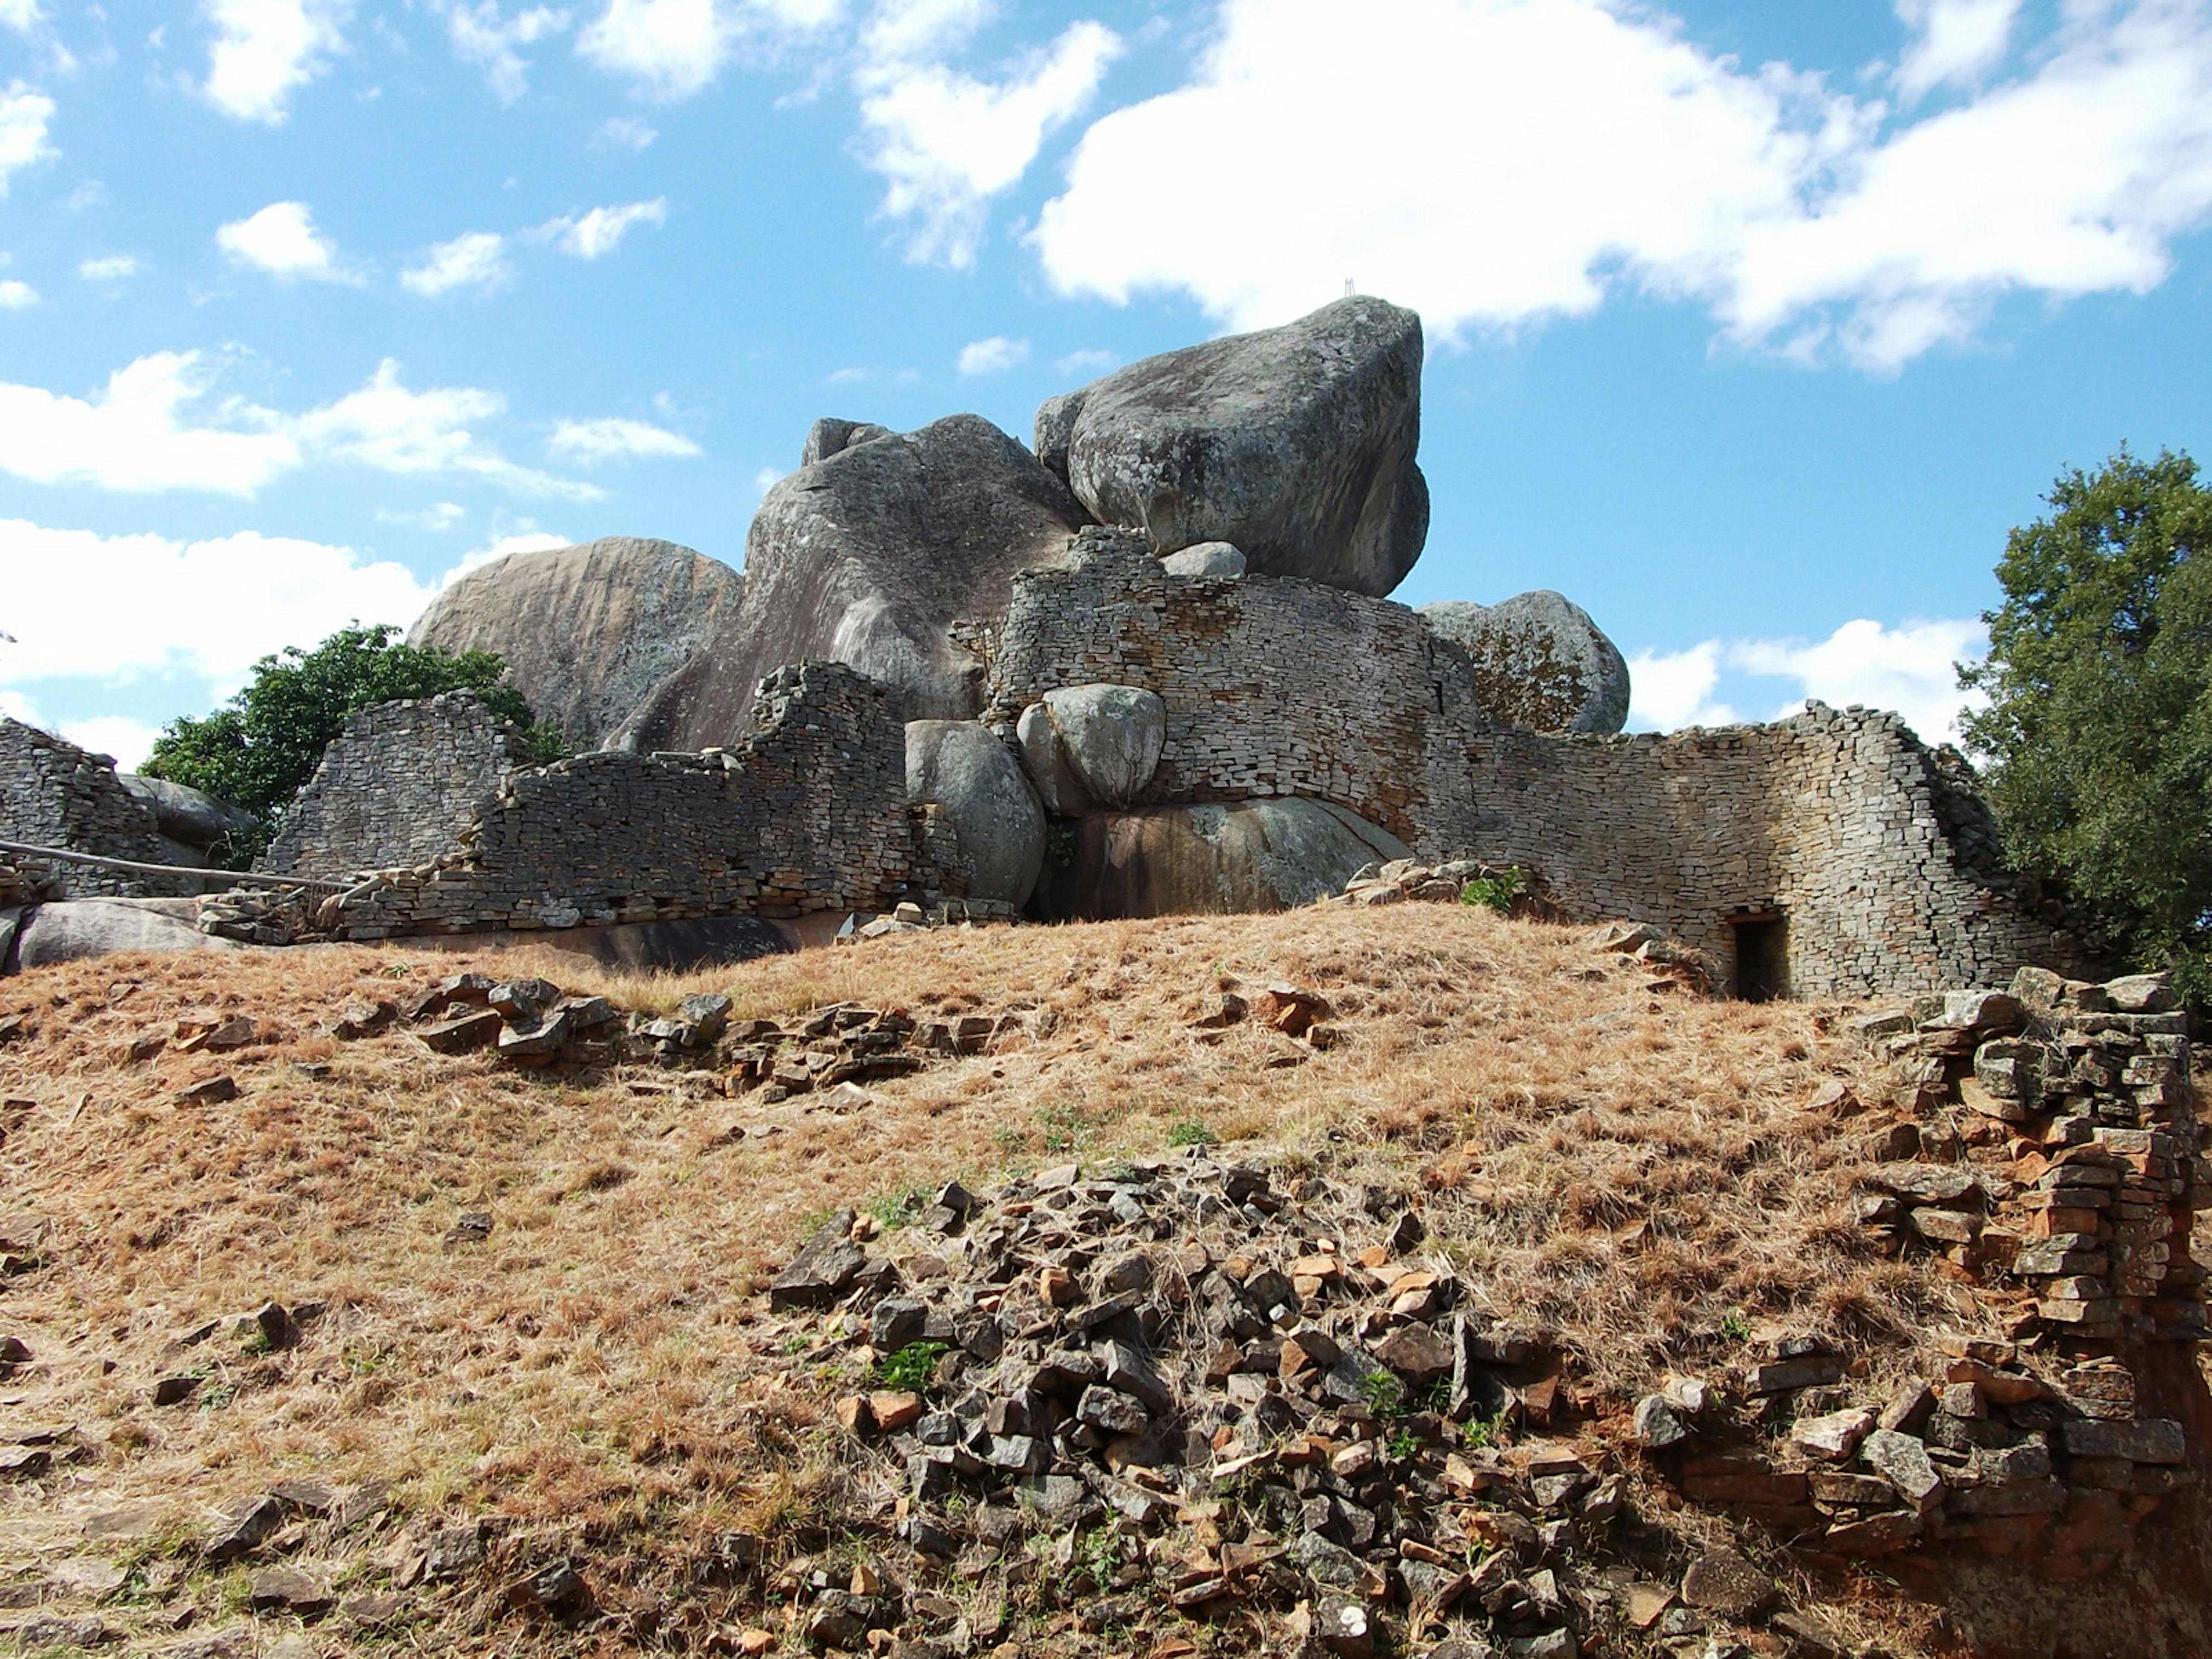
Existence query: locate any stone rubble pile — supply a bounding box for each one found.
[1848,966,2201,1345]
[0,859,61,908]
[331,973,1028,1099]
[758,1155,1841,1659]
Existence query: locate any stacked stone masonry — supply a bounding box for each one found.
[986,544,2094,998]
[326,661,911,938]
[0,716,179,898]
[264,693,532,878]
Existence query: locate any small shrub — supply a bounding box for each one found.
[1035,1102,1094,1155]
[1461,868,1527,913]
[867,1185,931,1231]
[872,1341,948,1391]
[1359,1370,1405,1417]
[1166,1118,1218,1149]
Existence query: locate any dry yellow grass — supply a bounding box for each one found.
[0,905,2181,1652]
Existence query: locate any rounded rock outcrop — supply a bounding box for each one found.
[1159,542,1247,578]
[1015,685,1166,814]
[1033,797,1410,919]
[1421,591,1631,735]
[614,416,1087,751]
[410,537,743,747]
[1037,296,1428,597]
[905,721,1046,909]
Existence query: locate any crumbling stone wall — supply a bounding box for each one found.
[327,661,911,938]
[264,693,530,878]
[989,552,2094,998]
[0,716,177,897]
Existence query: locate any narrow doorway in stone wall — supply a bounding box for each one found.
[1729,912,1788,1002]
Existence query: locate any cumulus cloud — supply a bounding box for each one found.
[0,517,435,699]
[0,81,56,195]
[0,352,604,499]
[545,415,700,462]
[1033,0,2212,372]
[856,0,1120,266]
[1627,617,1985,742]
[544,196,666,256]
[298,360,599,497]
[60,716,165,771]
[0,279,34,309]
[216,200,356,282]
[594,114,658,147]
[955,334,1027,373]
[1626,641,1736,731]
[0,1,42,32]
[201,0,348,123]
[1896,0,2023,99]
[575,0,838,99]
[1055,347,1115,376]
[401,230,510,296]
[78,255,142,281]
[438,0,569,102]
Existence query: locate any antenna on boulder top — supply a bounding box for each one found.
[1344,278,1356,296]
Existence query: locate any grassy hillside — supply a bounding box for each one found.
[0,907,2203,1656]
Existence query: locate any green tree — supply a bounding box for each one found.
[1960,447,2212,997]
[141,622,567,863]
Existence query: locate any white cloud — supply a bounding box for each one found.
[575,0,841,97]
[439,0,569,102]
[1626,641,1736,731]
[78,255,142,280]
[1732,616,1986,744]
[377,500,467,531]
[0,518,434,696]
[62,716,164,771]
[1034,0,2212,372]
[0,0,42,33]
[1896,0,2023,99]
[0,352,603,499]
[955,333,1027,374]
[754,464,782,493]
[595,114,657,147]
[545,196,666,257]
[201,0,348,124]
[216,200,355,283]
[0,353,300,494]
[401,230,510,296]
[857,0,1120,266]
[1627,617,1985,742]
[544,415,699,462]
[0,81,56,195]
[0,279,35,309]
[1055,347,1115,376]
[299,359,600,497]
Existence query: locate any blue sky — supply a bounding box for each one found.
[3,0,2210,768]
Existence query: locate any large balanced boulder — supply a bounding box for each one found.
[615,417,1087,750]
[411,537,743,746]
[1015,685,1166,814]
[1421,591,1631,735]
[1035,296,1428,597]
[1033,797,1410,919]
[906,722,1046,909]
[118,774,258,864]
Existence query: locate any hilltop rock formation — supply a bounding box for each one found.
[800,418,892,466]
[410,537,743,746]
[1422,590,1631,735]
[614,416,1087,751]
[1035,296,1429,597]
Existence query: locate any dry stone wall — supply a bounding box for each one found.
[326,661,911,939]
[262,693,531,878]
[0,717,177,897]
[988,548,2095,998]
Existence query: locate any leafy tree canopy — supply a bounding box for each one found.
[1960,447,2212,996]
[141,622,565,862]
